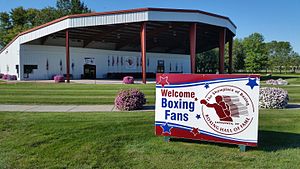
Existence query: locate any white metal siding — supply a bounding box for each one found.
[20,45,190,80]
[0,38,20,79]
[69,11,148,27]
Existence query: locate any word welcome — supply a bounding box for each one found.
[161,89,195,98]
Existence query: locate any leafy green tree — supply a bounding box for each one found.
[232,38,246,71]
[57,0,91,16]
[35,7,61,25]
[0,12,11,29]
[26,8,40,27]
[289,51,300,73]
[266,41,293,73]
[10,7,28,26]
[0,12,12,47]
[0,0,91,49]
[196,48,219,73]
[243,33,268,72]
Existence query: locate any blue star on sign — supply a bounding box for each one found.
[246,78,259,89]
[161,123,172,134]
[196,114,201,119]
[204,83,210,89]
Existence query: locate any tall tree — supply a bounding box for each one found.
[196,49,219,73]
[10,7,28,26]
[35,7,61,25]
[0,12,11,47]
[232,38,246,71]
[266,41,293,73]
[290,52,300,72]
[0,0,92,49]
[56,0,91,16]
[243,33,268,72]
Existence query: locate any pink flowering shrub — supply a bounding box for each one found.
[123,76,134,84]
[54,75,65,83]
[2,74,8,80]
[2,74,17,80]
[259,87,289,109]
[115,89,146,111]
[0,73,3,79]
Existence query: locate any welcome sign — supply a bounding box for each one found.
[155,74,260,146]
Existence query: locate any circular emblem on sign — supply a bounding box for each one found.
[200,85,255,135]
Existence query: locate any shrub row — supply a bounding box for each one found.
[1,74,17,80]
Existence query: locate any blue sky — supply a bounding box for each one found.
[0,0,299,53]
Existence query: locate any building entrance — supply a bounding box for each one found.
[83,64,96,79]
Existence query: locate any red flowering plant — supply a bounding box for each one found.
[115,89,146,111]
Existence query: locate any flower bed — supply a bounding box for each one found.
[123,76,134,84]
[266,78,288,85]
[259,87,289,109]
[115,89,146,111]
[1,74,17,80]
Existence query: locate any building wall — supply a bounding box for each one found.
[0,39,20,79]
[20,45,190,80]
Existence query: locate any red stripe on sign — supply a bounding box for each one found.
[155,126,257,147]
[156,73,260,85]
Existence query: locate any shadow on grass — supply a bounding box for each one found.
[255,130,300,152]
[169,130,300,152]
[286,104,300,109]
[261,75,299,81]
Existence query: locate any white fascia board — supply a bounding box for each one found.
[18,10,235,45]
[19,19,69,44]
[147,11,236,34]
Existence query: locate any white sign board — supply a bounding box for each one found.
[155,74,260,146]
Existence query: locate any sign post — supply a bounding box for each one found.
[155,74,260,149]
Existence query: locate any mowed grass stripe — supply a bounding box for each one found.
[0,98,155,104]
[0,83,156,105]
[0,83,156,90]
[0,90,155,96]
[0,95,155,99]
[1,75,300,105]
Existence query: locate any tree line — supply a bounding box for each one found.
[197,33,300,73]
[0,0,91,48]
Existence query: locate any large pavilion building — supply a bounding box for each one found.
[0,8,236,83]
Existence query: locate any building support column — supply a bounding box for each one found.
[228,35,233,74]
[219,28,226,74]
[190,23,197,73]
[140,22,147,84]
[66,29,70,83]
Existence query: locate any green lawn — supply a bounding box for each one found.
[0,110,299,168]
[260,74,300,103]
[0,73,300,105]
[0,82,156,105]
